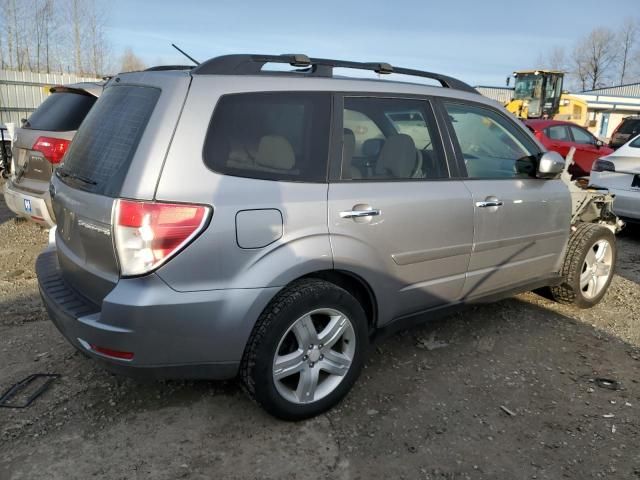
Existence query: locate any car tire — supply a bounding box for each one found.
[550,223,616,309]
[240,278,368,420]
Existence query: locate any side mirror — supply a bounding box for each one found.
[537,151,565,179]
[595,139,604,148]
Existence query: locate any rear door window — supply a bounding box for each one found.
[59,85,160,196]
[341,97,448,180]
[25,91,96,131]
[546,125,571,141]
[203,92,331,182]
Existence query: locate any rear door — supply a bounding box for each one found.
[328,95,474,325]
[543,124,573,158]
[441,100,570,300]
[52,73,191,305]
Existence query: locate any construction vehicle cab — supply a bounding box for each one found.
[508,70,564,119]
[506,70,588,126]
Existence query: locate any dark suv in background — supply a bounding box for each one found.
[609,116,640,149]
[3,82,102,226]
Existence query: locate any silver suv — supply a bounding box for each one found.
[36,54,617,420]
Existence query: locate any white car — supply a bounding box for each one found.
[591,134,640,223]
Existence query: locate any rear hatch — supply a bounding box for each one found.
[611,119,640,147]
[12,88,97,193]
[51,71,192,304]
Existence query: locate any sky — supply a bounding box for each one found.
[106,0,637,87]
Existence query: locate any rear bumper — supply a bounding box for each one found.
[2,180,55,227]
[36,248,279,380]
[608,188,640,221]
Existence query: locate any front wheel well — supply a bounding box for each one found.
[300,270,377,334]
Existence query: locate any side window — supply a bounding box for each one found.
[570,126,595,145]
[342,97,448,180]
[203,92,331,182]
[444,102,539,179]
[546,125,571,141]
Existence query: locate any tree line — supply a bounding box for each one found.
[537,18,640,91]
[0,0,145,77]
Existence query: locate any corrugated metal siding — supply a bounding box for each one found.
[581,83,640,98]
[475,86,514,104]
[0,70,101,125]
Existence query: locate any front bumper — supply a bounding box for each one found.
[36,249,279,379]
[3,180,55,227]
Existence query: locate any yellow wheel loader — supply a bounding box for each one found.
[505,70,588,126]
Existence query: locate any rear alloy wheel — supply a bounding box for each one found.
[551,223,616,308]
[241,279,368,420]
[273,308,356,405]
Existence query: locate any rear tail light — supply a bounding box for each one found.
[32,136,70,164]
[592,159,616,173]
[114,199,211,276]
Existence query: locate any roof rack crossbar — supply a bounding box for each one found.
[192,54,476,93]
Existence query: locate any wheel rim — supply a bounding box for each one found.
[580,239,613,299]
[272,308,356,405]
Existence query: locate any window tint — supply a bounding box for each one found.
[618,119,640,134]
[203,92,330,182]
[25,92,96,131]
[570,126,595,145]
[342,97,447,180]
[629,135,640,148]
[60,85,160,196]
[546,125,570,141]
[444,102,539,179]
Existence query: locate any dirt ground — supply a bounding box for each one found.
[0,193,639,480]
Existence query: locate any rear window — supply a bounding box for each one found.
[60,85,160,196]
[618,119,640,134]
[203,92,331,182]
[25,91,96,131]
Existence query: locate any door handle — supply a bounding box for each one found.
[475,200,504,208]
[340,209,381,218]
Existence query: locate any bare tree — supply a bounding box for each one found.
[71,0,83,73]
[120,47,145,72]
[572,28,618,91]
[83,0,111,76]
[537,46,568,72]
[618,18,639,85]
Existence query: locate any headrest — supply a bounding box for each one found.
[377,134,418,178]
[255,135,295,170]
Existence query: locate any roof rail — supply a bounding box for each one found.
[192,54,476,94]
[145,65,195,71]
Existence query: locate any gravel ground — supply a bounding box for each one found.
[0,194,639,480]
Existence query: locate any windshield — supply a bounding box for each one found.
[513,74,543,100]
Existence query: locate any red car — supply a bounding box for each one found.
[524,119,614,177]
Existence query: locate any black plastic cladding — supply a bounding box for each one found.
[191,54,478,94]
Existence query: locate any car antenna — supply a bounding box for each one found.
[171,43,200,66]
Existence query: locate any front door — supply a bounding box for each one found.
[328,95,474,326]
[441,100,571,300]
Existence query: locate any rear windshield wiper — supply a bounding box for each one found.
[56,168,97,185]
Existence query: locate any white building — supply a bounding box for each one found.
[573,83,640,140]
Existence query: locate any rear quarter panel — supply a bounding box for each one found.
[153,76,332,292]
